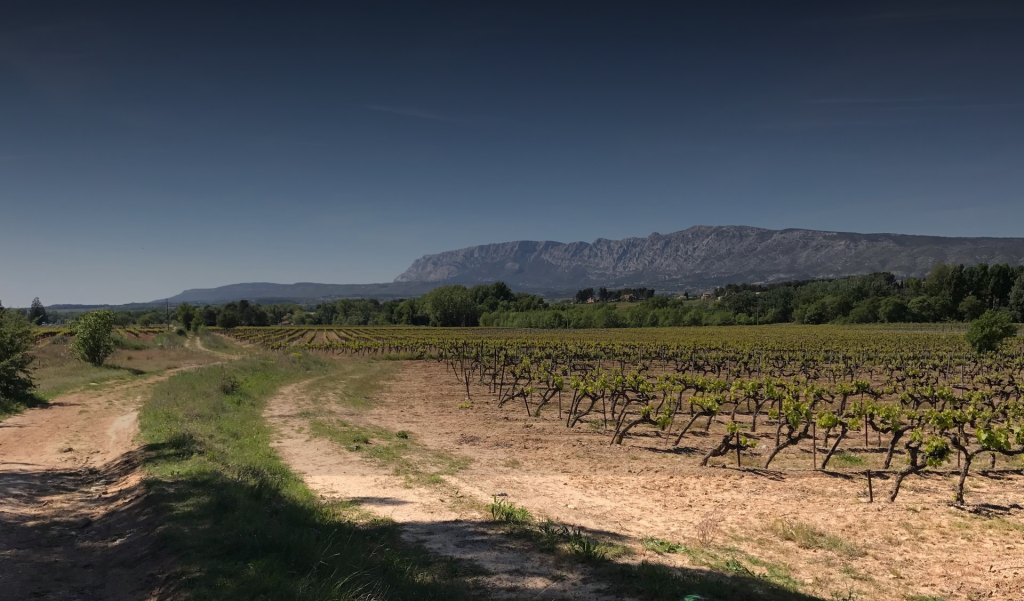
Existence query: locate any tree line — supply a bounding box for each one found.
[484,262,1024,328]
[574,287,656,304]
[169,283,550,330]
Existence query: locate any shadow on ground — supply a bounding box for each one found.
[1,443,831,601]
[0,450,172,601]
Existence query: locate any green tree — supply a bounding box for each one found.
[176,302,197,331]
[1009,273,1024,322]
[878,296,910,323]
[965,310,1017,354]
[137,312,161,326]
[0,301,36,403]
[957,295,985,321]
[423,285,478,327]
[71,310,117,366]
[27,297,47,325]
[217,303,241,328]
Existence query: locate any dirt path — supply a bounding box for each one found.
[0,360,224,600]
[266,377,626,600]
[191,333,234,360]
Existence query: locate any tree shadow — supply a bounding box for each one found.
[0,450,171,601]
[0,392,49,421]
[101,363,147,376]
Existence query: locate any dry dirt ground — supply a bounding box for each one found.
[277,359,1024,601]
[267,376,627,600]
[0,363,214,600]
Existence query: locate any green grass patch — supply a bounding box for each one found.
[641,537,801,592]
[642,536,686,554]
[309,417,469,487]
[138,353,474,600]
[197,330,241,354]
[829,451,866,467]
[767,518,866,558]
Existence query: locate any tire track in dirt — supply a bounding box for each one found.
[266,377,627,601]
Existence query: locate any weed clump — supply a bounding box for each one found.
[768,518,865,558]
[488,496,532,525]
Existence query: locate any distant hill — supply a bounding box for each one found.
[394,225,1024,291]
[162,281,437,304]
[155,226,1024,305]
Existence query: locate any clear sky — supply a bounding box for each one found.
[2,1,1023,305]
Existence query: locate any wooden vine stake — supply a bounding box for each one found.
[866,470,873,503]
[812,422,817,469]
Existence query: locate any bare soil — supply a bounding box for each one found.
[0,370,202,600]
[330,360,1024,601]
[266,377,627,600]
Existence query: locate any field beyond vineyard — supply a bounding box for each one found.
[217,324,1024,601]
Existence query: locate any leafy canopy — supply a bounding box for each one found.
[0,301,36,402]
[965,309,1017,353]
[71,310,117,366]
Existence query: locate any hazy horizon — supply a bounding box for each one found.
[3,1,1024,305]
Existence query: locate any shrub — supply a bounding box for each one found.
[966,310,1017,353]
[0,303,35,402]
[70,310,116,365]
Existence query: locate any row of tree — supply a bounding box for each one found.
[167,283,550,330]
[484,263,1024,327]
[297,283,548,328]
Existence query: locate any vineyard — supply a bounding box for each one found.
[219,324,1024,505]
[33,326,166,343]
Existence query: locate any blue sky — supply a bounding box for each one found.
[2,1,1023,305]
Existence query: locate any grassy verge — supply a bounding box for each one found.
[29,332,219,400]
[2,332,225,421]
[138,353,474,600]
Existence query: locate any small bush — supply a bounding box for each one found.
[566,527,607,561]
[0,305,35,404]
[218,374,241,395]
[70,310,116,366]
[966,310,1017,353]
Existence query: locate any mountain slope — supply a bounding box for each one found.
[163,281,437,304]
[395,226,1024,290]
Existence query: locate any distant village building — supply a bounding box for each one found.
[700,292,713,301]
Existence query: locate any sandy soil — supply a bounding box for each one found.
[345,360,1024,601]
[0,367,204,600]
[266,377,627,600]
